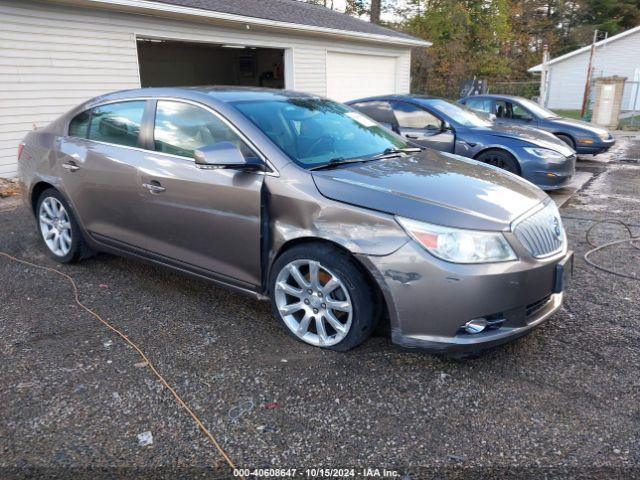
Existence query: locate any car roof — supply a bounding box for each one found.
[346,94,442,104]
[462,94,524,101]
[86,86,319,106]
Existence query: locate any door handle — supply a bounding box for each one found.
[62,162,80,172]
[143,182,166,193]
[405,134,420,139]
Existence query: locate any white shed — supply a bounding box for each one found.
[0,0,429,178]
[529,26,640,110]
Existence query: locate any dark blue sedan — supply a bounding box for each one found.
[459,94,615,154]
[347,95,576,190]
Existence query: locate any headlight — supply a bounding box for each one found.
[523,147,566,159]
[598,132,610,141]
[396,217,517,264]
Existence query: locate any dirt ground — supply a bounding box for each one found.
[1,139,639,479]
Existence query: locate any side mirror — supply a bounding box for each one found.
[194,141,261,170]
[488,113,497,122]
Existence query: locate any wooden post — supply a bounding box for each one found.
[580,30,598,118]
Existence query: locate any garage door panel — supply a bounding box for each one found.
[326,52,397,102]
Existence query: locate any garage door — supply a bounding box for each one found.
[326,52,397,102]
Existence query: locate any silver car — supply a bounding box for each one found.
[18,87,573,353]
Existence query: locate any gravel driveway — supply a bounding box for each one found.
[1,140,639,479]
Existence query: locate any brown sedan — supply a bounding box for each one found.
[18,87,572,353]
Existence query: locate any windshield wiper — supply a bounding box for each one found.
[377,146,423,156]
[308,157,369,171]
[308,147,423,171]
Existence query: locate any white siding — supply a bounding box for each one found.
[0,0,412,177]
[546,29,640,109]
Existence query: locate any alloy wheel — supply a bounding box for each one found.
[274,259,353,347]
[39,197,73,257]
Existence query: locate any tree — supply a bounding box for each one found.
[345,0,369,16]
[370,0,382,23]
[399,0,513,97]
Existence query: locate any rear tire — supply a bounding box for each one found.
[476,149,521,175]
[269,243,378,352]
[36,188,88,263]
[556,134,576,150]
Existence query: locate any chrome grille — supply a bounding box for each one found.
[513,202,566,258]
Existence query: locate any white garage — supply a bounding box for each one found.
[326,52,399,102]
[0,0,429,178]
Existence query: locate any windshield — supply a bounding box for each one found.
[427,99,493,127]
[232,98,407,168]
[516,98,559,119]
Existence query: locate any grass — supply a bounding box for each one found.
[551,109,640,129]
[552,109,583,120]
[619,114,640,129]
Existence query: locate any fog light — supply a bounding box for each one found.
[464,318,488,334]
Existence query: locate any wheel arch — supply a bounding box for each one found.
[30,181,56,214]
[553,132,576,148]
[268,236,390,331]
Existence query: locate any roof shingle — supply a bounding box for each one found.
[150,0,421,42]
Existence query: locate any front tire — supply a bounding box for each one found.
[476,149,521,175]
[36,188,86,263]
[269,243,378,351]
[555,134,576,150]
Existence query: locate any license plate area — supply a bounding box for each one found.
[553,251,574,294]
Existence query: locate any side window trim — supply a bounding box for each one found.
[141,99,156,151]
[66,96,278,176]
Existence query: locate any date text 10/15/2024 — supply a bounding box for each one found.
[233,468,401,478]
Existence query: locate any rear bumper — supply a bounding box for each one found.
[359,242,571,354]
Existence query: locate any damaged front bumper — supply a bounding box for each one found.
[358,241,571,354]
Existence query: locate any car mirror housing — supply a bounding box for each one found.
[194,142,262,170]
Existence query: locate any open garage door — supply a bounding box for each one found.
[137,39,285,89]
[326,52,397,102]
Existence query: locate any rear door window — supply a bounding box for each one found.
[153,100,255,159]
[349,101,396,126]
[68,110,91,138]
[88,101,146,148]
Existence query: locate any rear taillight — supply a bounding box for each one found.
[17,143,24,160]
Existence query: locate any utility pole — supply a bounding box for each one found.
[580,30,599,118]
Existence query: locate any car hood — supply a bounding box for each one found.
[311,149,548,231]
[546,117,609,135]
[471,124,575,156]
